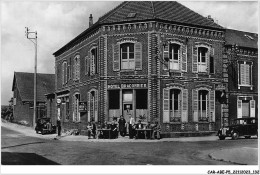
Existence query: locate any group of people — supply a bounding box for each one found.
[86,115,161,140]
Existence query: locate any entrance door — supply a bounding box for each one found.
[122,90,133,122]
[123,103,133,122]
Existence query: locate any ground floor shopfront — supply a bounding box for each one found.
[56,78,225,136]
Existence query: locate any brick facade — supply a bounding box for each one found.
[53,1,257,136]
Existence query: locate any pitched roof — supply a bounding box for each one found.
[225,29,258,49]
[12,72,55,102]
[53,1,223,57]
[99,1,223,29]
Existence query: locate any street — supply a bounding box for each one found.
[1,126,258,165]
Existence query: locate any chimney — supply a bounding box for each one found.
[89,14,93,27]
[207,15,214,22]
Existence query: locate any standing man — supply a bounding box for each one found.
[129,115,135,139]
[118,115,126,137]
[57,116,61,137]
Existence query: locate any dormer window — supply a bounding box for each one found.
[127,13,136,18]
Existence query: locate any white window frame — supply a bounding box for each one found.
[198,47,208,73]
[73,93,80,122]
[238,61,252,89]
[169,43,181,71]
[198,90,209,121]
[120,42,135,70]
[74,55,80,80]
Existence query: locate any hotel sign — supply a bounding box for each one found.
[108,83,147,89]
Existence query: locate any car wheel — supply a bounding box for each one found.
[219,136,225,140]
[232,132,239,140]
[245,136,251,139]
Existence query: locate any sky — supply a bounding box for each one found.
[1,1,258,105]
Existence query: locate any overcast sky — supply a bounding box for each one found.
[1,1,258,105]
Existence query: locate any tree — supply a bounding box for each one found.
[1,97,14,122]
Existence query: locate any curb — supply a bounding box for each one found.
[208,150,247,165]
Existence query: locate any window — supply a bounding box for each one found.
[90,48,98,75]
[136,89,147,109]
[169,89,181,122]
[121,43,135,69]
[198,90,208,121]
[68,57,72,80]
[74,55,80,80]
[65,97,70,120]
[198,47,208,72]
[88,90,98,122]
[109,90,120,109]
[62,62,67,85]
[239,62,252,86]
[169,44,180,70]
[73,93,80,122]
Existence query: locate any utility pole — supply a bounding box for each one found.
[25,27,37,128]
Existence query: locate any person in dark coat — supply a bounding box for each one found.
[110,121,118,139]
[135,120,144,139]
[152,121,161,140]
[118,115,126,137]
[57,117,61,136]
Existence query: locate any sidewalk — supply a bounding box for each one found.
[1,120,218,142]
[209,147,258,165]
[2,120,258,165]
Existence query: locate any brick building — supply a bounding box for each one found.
[53,1,228,136]
[12,72,55,126]
[223,29,258,127]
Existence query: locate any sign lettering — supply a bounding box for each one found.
[107,83,147,89]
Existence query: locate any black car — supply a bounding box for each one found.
[35,118,56,135]
[217,118,258,140]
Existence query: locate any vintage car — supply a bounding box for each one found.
[35,118,56,135]
[217,118,258,140]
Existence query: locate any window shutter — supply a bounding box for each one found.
[65,62,68,83]
[88,92,91,122]
[163,88,170,123]
[182,89,188,122]
[245,64,250,85]
[193,89,198,122]
[163,44,169,70]
[206,50,210,74]
[181,45,187,72]
[250,100,255,117]
[95,48,98,74]
[113,44,120,71]
[92,55,95,75]
[62,63,65,84]
[237,100,242,118]
[95,91,98,122]
[78,58,80,80]
[135,42,142,70]
[240,64,245,85]
[209,90,215,122]
[192,46,198,73]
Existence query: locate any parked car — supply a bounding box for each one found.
[217,118,258,140]
[35,118,56,135]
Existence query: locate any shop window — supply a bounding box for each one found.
[198,47,208,72]
[169,44,180,70]
[136,89,147,109]
[121,43,135,70]
[109,90,120,109]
